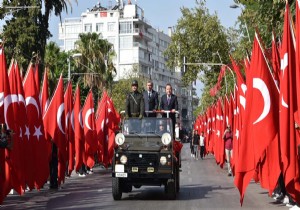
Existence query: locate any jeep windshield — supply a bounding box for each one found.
[121,118,173,151]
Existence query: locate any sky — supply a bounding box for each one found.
[0,0,241,96]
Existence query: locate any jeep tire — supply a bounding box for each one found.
[112,177,122,200]
[165,179,176,200]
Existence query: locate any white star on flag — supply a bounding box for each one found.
[216,130,220,137]
[235,129,239,140]
[33,126,43,141]
[25,126,30,140]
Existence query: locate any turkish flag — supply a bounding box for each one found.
[82,90,97,168]
[215,98,224,167]
[234,33,279,204]
[272,31,281,86]
[43,75,67,185]
[23,63,50,190]
[8,61,25,194]
[0,47,12,204]
[279,3,300,203]
[73,85,84,171]
[106,96,120,164]
[40,70,49,117]
[64,82,74,175]
[96,92,108,165]
[33,64,40,93]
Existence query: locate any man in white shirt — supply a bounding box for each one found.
[199,131,205,160]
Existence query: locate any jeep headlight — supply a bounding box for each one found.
[161,133,171,146]
[160,156,167,165]
[120,155,127,164]
[115,133,125,146]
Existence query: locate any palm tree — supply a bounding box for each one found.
[74,32,116,92]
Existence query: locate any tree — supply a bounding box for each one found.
[164,1,232,114]
[0,0,76,72]
[74,33,116,95]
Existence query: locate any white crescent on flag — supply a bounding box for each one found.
[71,109,75,131]
[0,92,4,107]
[4,94,18,129]
[84,108,94,130]
[79,110,83,128]
[253,78,270,125]
[57,103,65,134]
[25,96,40,117]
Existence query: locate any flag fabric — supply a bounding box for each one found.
[234,33,280,204]
[279,3,300,203]
[40,71,49,117]
[0,47,12,204]
[272,31,281,86]
[106,96,120,165]
[43,75,66,185]
[64,82,74,175]
[7,60,25,194]
[73,85,84,171]
[23,63,50,190]
[82,90,97,168]
[96,92,108,165]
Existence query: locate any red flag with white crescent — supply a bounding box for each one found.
[82,90,97,168]
[234,33,279,204]
[43,75,66,185]
[0,47,12,204]
[64,82,74,175]
[23,63,50,190]
[7,60,25,194]
[279,2,300,203]
[73,85,84,171]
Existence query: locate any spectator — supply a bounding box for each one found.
[223,124,233,176]
[192,130,200,160]
[199,131,205,160]
[0,123,13,150]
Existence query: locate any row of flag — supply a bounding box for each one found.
[0,48,120,204]
[194,2,300,205]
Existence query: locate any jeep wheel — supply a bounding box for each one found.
[165,179,176,200]
[112,177,122,200]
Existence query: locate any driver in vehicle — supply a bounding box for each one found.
[156,121,169,136]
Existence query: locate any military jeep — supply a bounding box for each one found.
[112,114,180,200]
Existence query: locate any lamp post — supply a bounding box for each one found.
[230,3,251,43]
[67,53,82,80]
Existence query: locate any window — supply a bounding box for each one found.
[84,24,92,32]
[120,36,132,49]
[96,23,104,32]
[94,13,98,18]
[107,37,115,45]
[108,22,115,32]
[66,25,81,34]
[119,22,132,34]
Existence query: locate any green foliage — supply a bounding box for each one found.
[0,0,75,73]
[73,32,116,97]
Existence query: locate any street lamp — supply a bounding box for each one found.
[230,3,251,43]
[67,53,82,80]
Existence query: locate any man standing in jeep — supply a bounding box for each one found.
[125,80,145,119]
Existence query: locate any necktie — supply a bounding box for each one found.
[167,96,170,105]
[148,92,151,100]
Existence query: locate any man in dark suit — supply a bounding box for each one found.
[143,80,159,117]
[160,83,178,136]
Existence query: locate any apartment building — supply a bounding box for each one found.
[58,1,196,129]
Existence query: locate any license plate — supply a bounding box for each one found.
[116,172,128,177]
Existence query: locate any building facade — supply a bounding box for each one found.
[58,2,196,130]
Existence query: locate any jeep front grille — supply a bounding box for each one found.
[127,153,158,172]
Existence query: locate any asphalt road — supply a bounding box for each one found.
[1,144,289,210]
